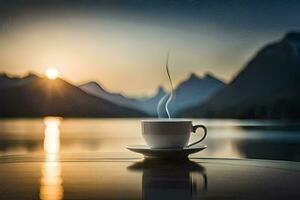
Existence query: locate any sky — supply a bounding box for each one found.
[0,0,300,96]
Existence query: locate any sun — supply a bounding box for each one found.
[45,68,59,80]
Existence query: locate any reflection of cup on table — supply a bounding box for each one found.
[127,160,207,200]
[142,119,207,149]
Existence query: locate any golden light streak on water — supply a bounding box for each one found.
[44,117,61,154]
[40,117,63,200]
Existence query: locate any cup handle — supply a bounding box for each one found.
[187,125,207,147]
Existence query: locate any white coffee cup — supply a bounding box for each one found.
[142,119,207,149]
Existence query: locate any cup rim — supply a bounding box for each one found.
[141,118,191,122]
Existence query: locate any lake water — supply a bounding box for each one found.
[0,118,300,161]
[1,118,300,199]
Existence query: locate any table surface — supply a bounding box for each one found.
[0,154,300,200]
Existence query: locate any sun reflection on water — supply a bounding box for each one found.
[40,117,63,200]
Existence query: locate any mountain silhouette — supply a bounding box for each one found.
[0,75,146,117]
[79,81,140,108]
[137,86,167,115]
[0,73,38,89]
[80,74,224,117]
[79,82,167,115]
[168,73,224,116]
[180,32,300,119]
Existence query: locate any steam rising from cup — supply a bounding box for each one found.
[157,52,174,119]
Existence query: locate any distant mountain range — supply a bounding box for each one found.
[79,81,140,108]
[79,73,224,116]
[167,73,224,116]
[0,73,38,89]
[0,71,224,118]
[0,75,146,117]
[137,86,167,115]
[79,81,167,115]
[180,32,300,119]
[1,32,299,119]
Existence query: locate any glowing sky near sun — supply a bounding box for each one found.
[0,1,299,95]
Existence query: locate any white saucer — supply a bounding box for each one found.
[126,145,207,159]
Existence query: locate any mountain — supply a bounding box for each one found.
[167,73,224,116]
[79,74,224,117]
[0,76,146,117]
[180,32,300,119]
[137,86,167,115]
[79,81,167,116]
[0,73,38,89]
[79,81,139,108]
